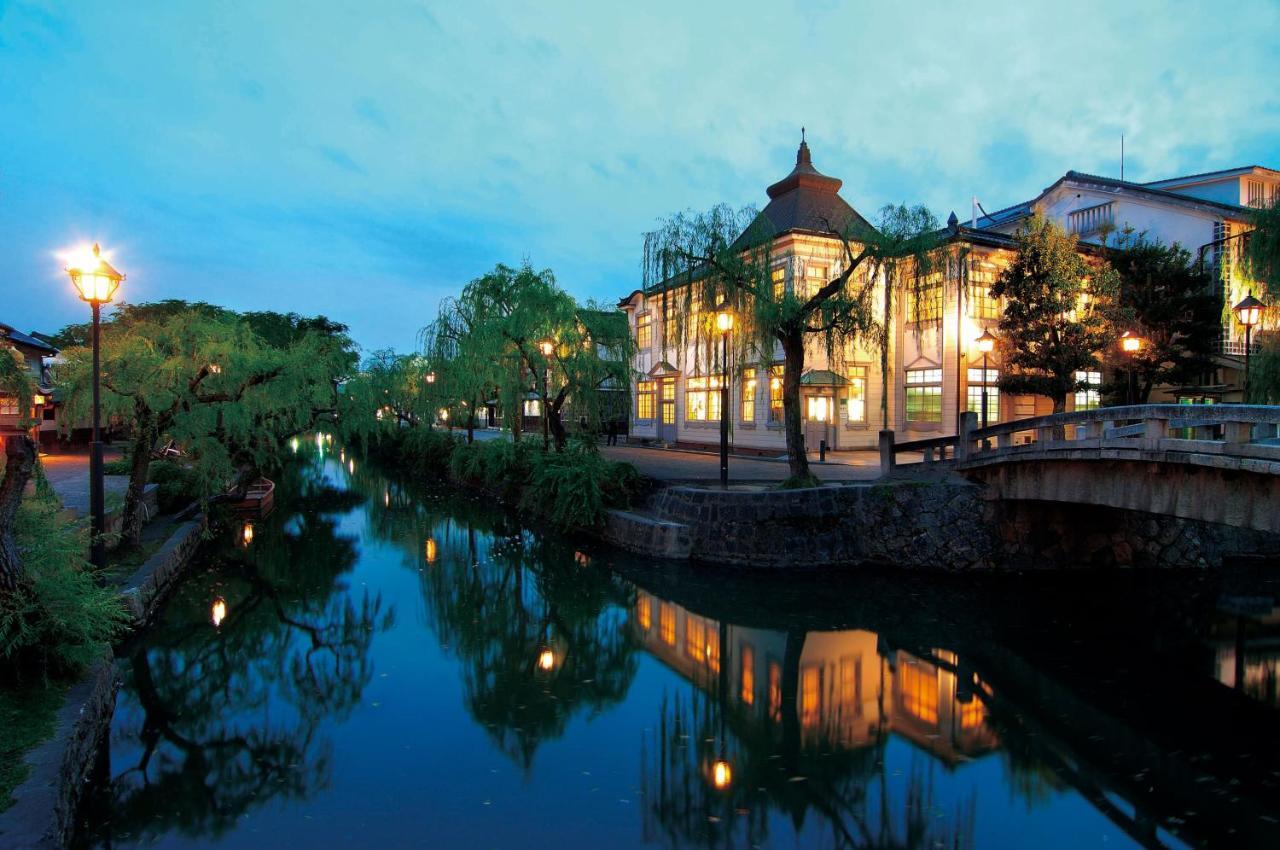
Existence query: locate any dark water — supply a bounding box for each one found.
[78,448,1280,849]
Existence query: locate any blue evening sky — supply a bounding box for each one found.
[2,1,1278,353]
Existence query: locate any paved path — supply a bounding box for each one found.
[40,449,128,515]
[600,444,887,484]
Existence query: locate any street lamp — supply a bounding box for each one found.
[974,329,996,430]
[537,337,555,450]
[65,243,123,568]
[1233,292,1266,402]
[1119,331,1143,405]
[714,303,734,488]
[425,371,436,384]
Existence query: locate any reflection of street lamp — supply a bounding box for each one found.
[974,329,996,430]
[240,522,254,547]
[65,243,124,568]
[1233,292,1266,402]
[211,597,227,628]
[537,647,556,672]
[424,536,437,564]
[715,303,734,489]
[1119,331,1143,405]
[711,758,732,790]
[538,338,555,450]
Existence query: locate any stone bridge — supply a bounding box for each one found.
[881,405,1280,534]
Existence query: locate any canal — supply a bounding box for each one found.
[77,449,1280,849]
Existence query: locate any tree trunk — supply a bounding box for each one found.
[780,330,811,481]
[779,629,807,773]
[120,421,156,550]
[881,269,893,430]
[0,434,37,591]
[466,396,476,445]
[548,402,568,451]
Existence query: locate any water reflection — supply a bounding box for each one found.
[79,448,1280,850]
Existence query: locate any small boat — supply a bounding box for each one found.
[228,477,275,517]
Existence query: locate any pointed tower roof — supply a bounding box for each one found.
[731,131,875,251]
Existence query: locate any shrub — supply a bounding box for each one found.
[397,428,458,475]
[0,492,129,677]
[148,460,202,513]
[521,443,645,530]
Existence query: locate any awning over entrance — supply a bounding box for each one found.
[800,369,847,387]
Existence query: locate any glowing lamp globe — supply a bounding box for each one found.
[66,243,124,304]
[1119,331,1142,354]
[714,302,735,333]
[1233,292,1266,328]
[975,329,996,355]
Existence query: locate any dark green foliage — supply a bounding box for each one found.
[0,489,129,676]
[521,443,644,530]
[1244,197,1280,299]
[1248,331,1280,403]
[1107,231,1222,402]
[148,460,202,513]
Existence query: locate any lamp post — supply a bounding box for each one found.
[1233,292,1266,402]
[66,244,123,569]
[538,338,555,450]
[715,303,734,489]
[1119,331,1143,406]
[974,329,996,430]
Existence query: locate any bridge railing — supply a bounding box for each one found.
[880,405,1280,476]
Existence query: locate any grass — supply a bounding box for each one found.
[0,682,69,812]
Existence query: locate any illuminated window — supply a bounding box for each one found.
[905,369,943,423]
[899,660,939,725]
[839,656,856,706]
[1074,370,1102,411]
[960,698,985,730]
[772,266,787,300]
[685,375,724,421]
[659,603,675,646]
[706,626,720,673]
[740,367,756,421]
[684,290,703,338]
[685,617,705,660]
[636,595,652,630]
[967,262,1000,319]
[906,277,942,323]
[846,366,867,423]
[740,644,755,705]
[802,264,828,300]
[801,666,821,727]
[636,313,653,350]
[805,395,833,423]
[523,399,541,417]
[768,661,782,722]
[636,380,655,420]
[660,380,675,425]
[966,367,999,422]
[0,395,17,416]
[769,365,784,422]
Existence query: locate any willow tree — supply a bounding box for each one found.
[990,214,1125,413]
[0,342,36,589]
[643,201,938,483]
[1243,195,1280,299]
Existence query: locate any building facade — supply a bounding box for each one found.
[0,322,57,453]
[619,142,1276,452]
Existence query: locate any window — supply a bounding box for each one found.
[772,266,787,300]
[806,395,833,423]
[906,276,942,323]
[769,365,784,422]
[661,380,675,424]
[636,380,655,420]
[636,313,652,350]
[685,375,723,421]
[899,660,939,725]
[905,369,943,422]
[684,290,703,338]
[802,264,828,300]
[740,367,756,421]
[1074,370,1102,411]
[966,367,999,422]
[523,399,541,417]
[846,366,867,423]
[636,595,652,631]
[0,395,17,416]
[659,603,675,646]
[967,262,1000,319]
[740,644,755,705]
[685,617,705,660]
[768,660,782,722]
[801,665,821,727]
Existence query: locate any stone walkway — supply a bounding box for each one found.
[599,443,888,484]
[40,450,128,516]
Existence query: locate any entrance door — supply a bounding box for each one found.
[658,378,677,443]
[804,394,834,453]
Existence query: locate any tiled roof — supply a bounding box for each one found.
[729,138,875,252]
[0,322,58,355]
[1144,165,1279,188]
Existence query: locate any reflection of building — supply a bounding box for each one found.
[632,590,997,764]
[1212,602,1280,709]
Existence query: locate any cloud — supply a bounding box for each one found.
[1,0,1278,350]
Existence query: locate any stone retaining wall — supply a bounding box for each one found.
[647,482,999,569]
[601,509,692,559]
[119,519,205,626]
[0,655,118,850]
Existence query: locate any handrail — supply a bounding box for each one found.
[880,405,1280,477]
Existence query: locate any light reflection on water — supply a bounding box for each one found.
[77,450,1280,849]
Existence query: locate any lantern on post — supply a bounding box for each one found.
[1233,292,1266,402]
